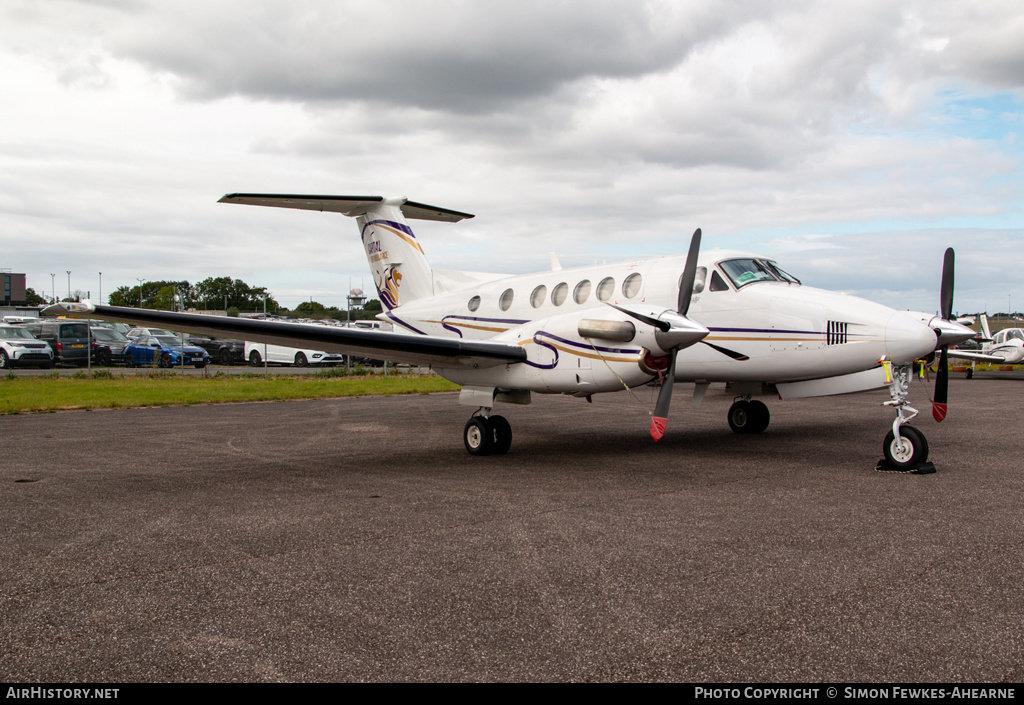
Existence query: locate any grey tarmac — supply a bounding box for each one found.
[1,377,1022,682]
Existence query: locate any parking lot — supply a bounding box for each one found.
[1,377,1023,682]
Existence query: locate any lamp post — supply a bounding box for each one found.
[66,271,71,302]
[50,273,55,304]
[98,273,102,305]
[137,278,145,308]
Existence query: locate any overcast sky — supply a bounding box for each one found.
[2,0,1022,314]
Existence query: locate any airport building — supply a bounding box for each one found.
[2,270,27,306]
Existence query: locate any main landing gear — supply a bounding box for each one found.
[879,363,933,473]
[727,398,770,434]
[464,411,512,456]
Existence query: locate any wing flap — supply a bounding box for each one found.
[43,303,524,369]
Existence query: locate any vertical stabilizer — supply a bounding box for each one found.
[218,193,474,310]
[358,200,436,310]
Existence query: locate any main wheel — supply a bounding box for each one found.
[728,400,763,434]
[249,350,262,367]
[883,426,929,470]
[489,415,512,455]
[747,400,770,433]
[464,417,495,456]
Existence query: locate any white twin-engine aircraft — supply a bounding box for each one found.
[50,194,976,469]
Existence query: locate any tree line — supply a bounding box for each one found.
[105,277,380,319]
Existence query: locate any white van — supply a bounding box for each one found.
[244,340,345,367]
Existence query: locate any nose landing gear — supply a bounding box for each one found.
[879,362,935,473]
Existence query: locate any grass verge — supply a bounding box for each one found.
[0,372,461,414]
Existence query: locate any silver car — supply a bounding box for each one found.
[0,325,54,369]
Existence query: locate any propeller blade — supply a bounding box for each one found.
[700,340,750,361]
[940,247,954,322]
[933,346,949,422]
[650,352,677,441]
[678,228,702,316]
[604,302,670,332]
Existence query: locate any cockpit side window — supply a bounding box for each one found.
[709,270,730,292]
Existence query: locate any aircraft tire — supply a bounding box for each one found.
[746,400,769,433]
[490,415,512,455]
[464,417,496,456]
[728,400,760,434]
[883,426,929,470]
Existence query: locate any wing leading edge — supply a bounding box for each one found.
[42,303,524,369]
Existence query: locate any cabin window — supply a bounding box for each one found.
[709,270,730,292]
[622,273,642,299]
[499,288,514,312]
[467,295,481,312]
[551,282,568,306]
[678,267,708,295]
[596,277,615,302]
[530,285,547,308]
[573,280,591,304]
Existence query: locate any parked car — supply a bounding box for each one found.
[89,326,130,366]
[124,326,177,339]
[185,334,245,365]
[91,320,134,336]
[21,320,93,366]
[0,324,54,369]
[244,341,345,367]
[124,335,210,368]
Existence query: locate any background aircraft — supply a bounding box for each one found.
[47,194,975,469]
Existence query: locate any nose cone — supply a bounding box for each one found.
[933,318,978,348]
[654,311,710,351]
[885,312,939,363]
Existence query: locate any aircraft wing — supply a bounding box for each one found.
[945,349,1006,363]
[42,302,524,369]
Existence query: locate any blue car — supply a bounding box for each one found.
[123,335,210,369]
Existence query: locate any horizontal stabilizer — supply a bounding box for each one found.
[218,194,474,222]
[43,302,523,369]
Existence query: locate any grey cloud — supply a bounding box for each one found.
[102,0,771,113]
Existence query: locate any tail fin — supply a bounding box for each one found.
[980,312,992,340]
[218,194,473,309]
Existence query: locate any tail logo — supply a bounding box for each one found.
[374,266,403,310]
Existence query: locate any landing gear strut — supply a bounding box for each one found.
[464,410,512,456]
[728,398,770,434]
[880,363,933,472]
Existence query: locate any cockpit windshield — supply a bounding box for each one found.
[719,258,801,289]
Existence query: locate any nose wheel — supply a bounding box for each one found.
[464,413,512,456]
[879,362,934,473]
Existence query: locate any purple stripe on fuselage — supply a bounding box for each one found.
[386,312,429,336]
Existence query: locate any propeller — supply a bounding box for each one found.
[932,248,954,422]
[649,229,702,441]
